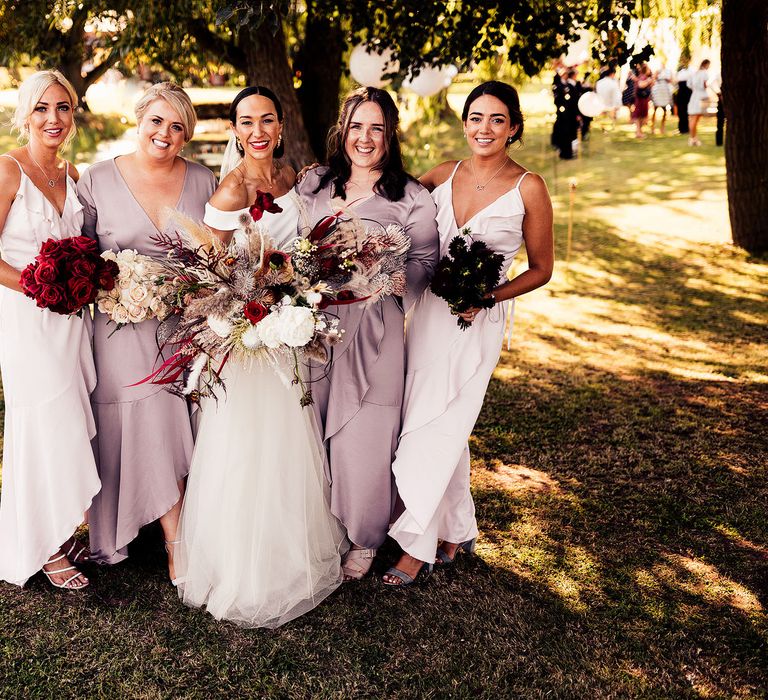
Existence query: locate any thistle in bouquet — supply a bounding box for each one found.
[20,235,119,316]
[429,227,504,330]
[95,249,172,328]
[292,198,411,308]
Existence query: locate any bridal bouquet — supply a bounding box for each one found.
[95,249,171,326]
[429,227,504,330]
[135,193,410,406]
[20,235,119,316]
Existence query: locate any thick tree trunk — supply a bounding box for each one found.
[722,0,768,255]
[240,19,316,169]
[296,5,345,161]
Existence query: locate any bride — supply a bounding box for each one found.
[174,86,345,628]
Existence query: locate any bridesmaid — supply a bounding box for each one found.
[0,70,100,589]
[383,81,554,586]
[296,87,439,581]
[77,82,216,580]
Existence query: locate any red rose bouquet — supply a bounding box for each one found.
[20,235,120,316]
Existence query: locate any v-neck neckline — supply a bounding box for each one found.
[112,157,188,234]
[8,156,70,219]
[448,161,518,230]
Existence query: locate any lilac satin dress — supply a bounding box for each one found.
[295,169,439,549]
[77,158,216,564]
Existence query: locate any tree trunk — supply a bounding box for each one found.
[296,4,345,161]
[240,18,316,169]
[722,0,768,255]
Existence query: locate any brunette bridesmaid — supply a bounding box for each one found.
[296,87,439,581]
[383,81,554,586]
[0,71,100,590]
[77,82,216,580]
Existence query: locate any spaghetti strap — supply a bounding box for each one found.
[514,171,530,189]
[449,161,462,180]
[1,154,23,174]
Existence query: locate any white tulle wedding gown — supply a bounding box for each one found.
[174,193,345,628]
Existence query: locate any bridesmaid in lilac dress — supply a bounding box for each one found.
[296,87,439,581]
[383,81,554,586]
[77,83,216,580]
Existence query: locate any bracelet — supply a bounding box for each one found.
[489,292,496,304]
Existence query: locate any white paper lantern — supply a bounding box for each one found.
[349,44,399,88]
[403,65,455,97]
[578,91,605,118]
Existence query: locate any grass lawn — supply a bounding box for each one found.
[1,86,766,698]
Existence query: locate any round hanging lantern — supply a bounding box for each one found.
[403,65,455,97]
[349,44,399,88]
[578,92,605,118]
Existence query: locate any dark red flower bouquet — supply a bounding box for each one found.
[20,235,120,316]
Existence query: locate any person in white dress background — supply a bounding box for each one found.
[383,81,554,586]
[0,70,101,590]
[687,59,711,147]
[175,86,345,628]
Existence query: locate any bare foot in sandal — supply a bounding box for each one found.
[341,545,376,582]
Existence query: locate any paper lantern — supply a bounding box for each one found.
[349,44,399,88]
[403,65,455,97]
[578,91,604,118]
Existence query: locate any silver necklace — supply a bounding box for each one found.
[27,148,62,188]
[469,157,508,191]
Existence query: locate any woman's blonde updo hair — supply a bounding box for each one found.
[134,82,197,142]
[13,70,79,148]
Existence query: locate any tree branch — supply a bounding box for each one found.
[186,17,247,72]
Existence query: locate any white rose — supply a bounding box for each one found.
[305,291,323,306]
[207,315,233,338]
[108,287,121,301]
[117,276,132,290]
[112,304,130,325]
[240,324,262,350]
[277,306,315,347]
[101,250,117,262]
[116,249,138,264]
[128,284,149,304]
[98,296,117,314]
[127,303,147,323]
[256,311,283,348]
[149,295,165,315]
[132,261,147,278]
[158,282,175,298]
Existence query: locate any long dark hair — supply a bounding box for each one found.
[462,81,524,146]
[316,86,411,202]
[229,85,285,159]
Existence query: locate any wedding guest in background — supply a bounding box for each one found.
[650,65,675,135]
[675,61,692,134]
[383,81,554,586]
[595,65,622,123]
[632,62,654,139]
[687,59,711,146]
[0,70,100,590]
[552,67,581,159]
[78,82,216,581]
[709,73,724,146]
[296,87,439,581]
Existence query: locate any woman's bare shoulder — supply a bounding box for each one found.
[210,171,249,211]
[419,160,460,191]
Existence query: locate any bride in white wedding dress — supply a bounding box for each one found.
[174,87,344,628]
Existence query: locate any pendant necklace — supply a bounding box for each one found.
[27,148,62,188]
[469,157,508,191]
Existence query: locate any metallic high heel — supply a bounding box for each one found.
[435,538,476,565]
[382,561,433,587]
[165,539,182,586]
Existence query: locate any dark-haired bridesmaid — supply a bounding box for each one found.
[296,87,439,581]
[383,81,554,586]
